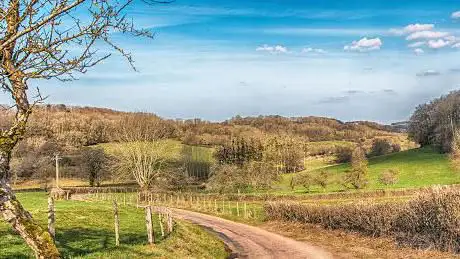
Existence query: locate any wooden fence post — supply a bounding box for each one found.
[158,209,165,237]
[48,196,55,241]
[214,199,217,212]
[166,211,173,233]
[237,201,240,217]
[145,206,155,245]
[244,202,247,218]
[113,200,120,246]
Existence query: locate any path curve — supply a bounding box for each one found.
[171,208,333,259]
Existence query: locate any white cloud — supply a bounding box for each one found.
[416,70,441,77]
[427,39,451,49]
[452,42,460,48]
[274,45,288,53]
[406,31,450,41]
[414,48,424,55]
[452,11,460,19]
[389,23,435,36]
[408,41,426,48]
[405,23,435,33]
[256,44,289,54]
[302,47,327,54]
[344,37,383,52]
[445,36,457,44]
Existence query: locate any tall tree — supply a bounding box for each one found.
[342,146,369,189]
[0,0,158,257]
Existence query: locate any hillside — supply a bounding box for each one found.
[0,104,404,149]
[277,146,458,194]
[3,104,412,190]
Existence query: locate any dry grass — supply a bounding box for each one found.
[262,221,456,259]
[265,186,460,254]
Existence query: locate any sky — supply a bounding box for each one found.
[5,0,460,123]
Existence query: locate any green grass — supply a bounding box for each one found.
[276,146,460,194]
[0,192,228,258]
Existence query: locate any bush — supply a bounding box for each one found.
[81,147,108,187]
[264,187,460,253]
[370,139,393,157]
[342,147,368,189]
[394,187,460,252]
[378,169,400,185]
[335,146,353,163]
[294,173,315,192]
[207,164,246,193]
[265,201,399,236]
[392,143,401,152]
[294,171,330,192]
[315,171,329,189]
[208,161,279,193]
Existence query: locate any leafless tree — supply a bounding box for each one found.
[0,0,163,257]
[111,141,181,190]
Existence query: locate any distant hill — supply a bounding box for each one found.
[0,104,406,149]
[390,121,410,133]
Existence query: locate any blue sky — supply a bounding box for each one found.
[7,0,460,123]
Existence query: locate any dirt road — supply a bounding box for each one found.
[171,208,333,259]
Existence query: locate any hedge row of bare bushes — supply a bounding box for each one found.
[264,187,460,253]
[197,187,428,201]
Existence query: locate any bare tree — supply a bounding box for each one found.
[111,141,181,190]
[0,0,160,257]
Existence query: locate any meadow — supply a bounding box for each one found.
[0,192,228,258]
[276,146,458,194]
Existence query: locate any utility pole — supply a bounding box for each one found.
[54,153,61,189]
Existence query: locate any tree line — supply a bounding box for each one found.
[0,104,403,150]
[408,90,460,152]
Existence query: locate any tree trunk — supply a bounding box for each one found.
[0,150,61,259]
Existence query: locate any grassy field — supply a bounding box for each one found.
[276,146,459,194]
[0,192,228,258]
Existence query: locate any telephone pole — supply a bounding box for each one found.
[54,153,61,189]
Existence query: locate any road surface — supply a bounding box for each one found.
[171,208,333,259]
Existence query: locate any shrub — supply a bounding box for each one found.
[294,173,315,192]
[294,171,330,192]
[342,147,368,189]
[264,187,460,253]
[394,187,460,252]
[391,143,401,153]
[315,170,329,189]
[207,164,246,193]
[370,139,393,157]
[378,169,400,185]
[81,147,108,187]
[450,131,460,173]
[264,201,399,236]
[335,146,353,163]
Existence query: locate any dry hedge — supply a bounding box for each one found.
[264,187,460,253]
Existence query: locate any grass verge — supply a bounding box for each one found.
[0,192,228,258]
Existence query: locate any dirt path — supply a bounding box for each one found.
[171,208,333,259]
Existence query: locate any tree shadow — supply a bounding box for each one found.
[0,226,164,258]
[55,227,149,257]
